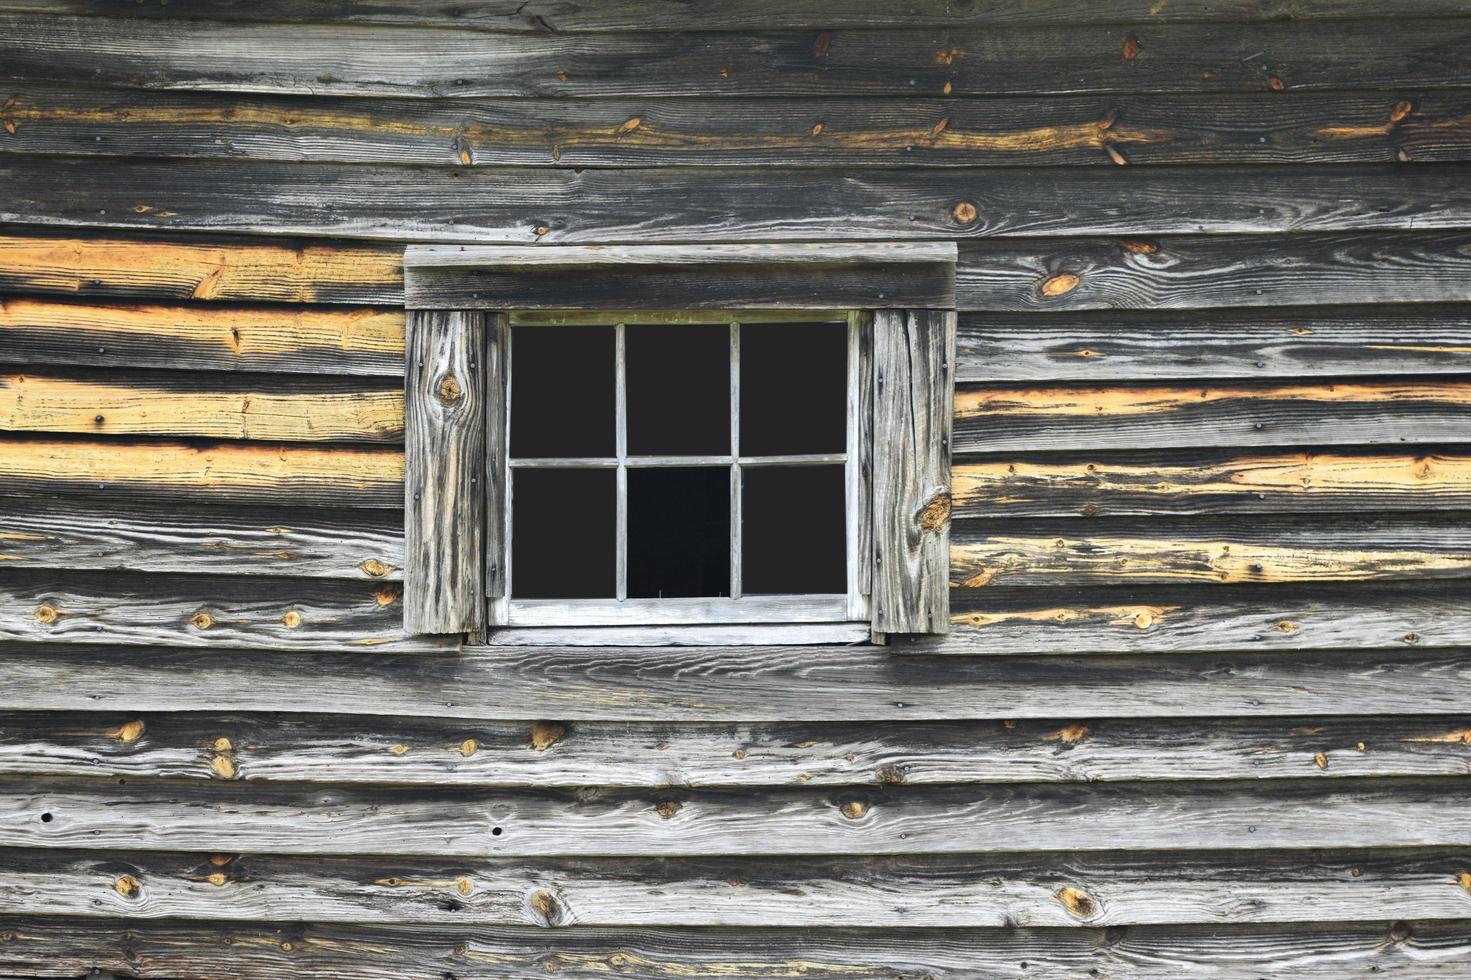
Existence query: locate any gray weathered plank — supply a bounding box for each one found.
[872,309,954,634]
[404,309,487,634]
[3,15,1469,98]
[4,712,1471,786]
[0,496,402,581]
[405,243,958,310]
[4,917,1468,979]
[4,846,1471,928]
[11,157,1471,244]
[0,572,453,653]
[3,644,1470,720]
[953,379,1471,453]
[5,777,1469,856]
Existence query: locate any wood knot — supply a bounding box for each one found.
[437,375,463,402]
[281,610,303,629]
[1313,751,1328,770]
[533,225,549,237]
[530,888,563,924]
[874,765,906,785]
[951,201,978,224]
[359,558,391,578]
[1120,34,1138,60]
[114,874,142,900]
[531,721,566,751]
[616,116,642,134]
[655,800,682,819]
[1041,273,1080,297]
[919,491,951,532]
[1056,885,1097,918]
[1044,724,1090,746]
[1274,620,1297,633]
[210,754,237,779]
[374,586,402,607]
[1119,239,1158,254]
[1389,921,1413,942]
[839,800,868,820]
[1457,871,1471,895]
[209,854,235,867]
[458,738,478,758]
[1268,76,1286,91]
[34,604,58,624]
[109,720,146,744]
[388,743,410,755]
[212,737,233,752]
[813,30,831,59]
[190,611,214,630]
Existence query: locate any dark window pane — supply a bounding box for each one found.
[743,465,846,594]
[740,322,846,456]
[628,467,730,598]
[512,468,615,599]
[626,323,729,455]
[511,326,614,458]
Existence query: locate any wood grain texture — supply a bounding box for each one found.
[4,917,1468,979]
[0,297,405,375]
[7,0,1467,30]
[10,157,1471,244]
[0,436,403,508]
[483,313,508,602]
[0,368,403,442]
[0,232,403,304]
[0,496,402,580]
[958,232,1471,313]
[4,777,1468,856]
[953,379,1471,453]
[957,307,1471,382]
[950,515,1471,589]
[5,644,1470,720]
[404,309,486,634]
[8,86,1471,169]
[872,309,954,634]
[5,845,1471,928]
[405,243,957,310]
[3,15,1468,97]
[5,712,1471,787]
[953,450,1471,518]
[0,571,453,652]
[913,582,1471,655]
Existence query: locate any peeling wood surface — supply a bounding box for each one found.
[4,712,1471,787]
[5,917,1469,979]
[0,437,402,508]
[0,496,402,580]
[11,158,1471,244]
[953,380,1471,453]
[0,297,405,375]
[4,777,1468,857]
[4,644,1470,720]
[6,845,1471,928]
[3,15,1469,98]
[954,450,1471,518]
[0,368,403,442]
[8,86,1471,169]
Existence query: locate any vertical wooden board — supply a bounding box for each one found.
[872,309,954,634]
[484,313,509,611]
[404,309,486,635]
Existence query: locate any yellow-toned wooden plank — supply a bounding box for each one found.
[953,452,1471,518]
[0,436,402,507]
[1,297,405,375]
[0,371,403,443]
[0,234,403,304]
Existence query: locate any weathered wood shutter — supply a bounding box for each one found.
[872,309,956,635]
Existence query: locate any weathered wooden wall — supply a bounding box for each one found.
[3,2,1471,977]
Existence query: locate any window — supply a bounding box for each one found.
[401,243,957,642]
[495,311,867,628]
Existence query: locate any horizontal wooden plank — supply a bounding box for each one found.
[406,243,957,309]
[0,571,450,652]
[0,437,402,508]
[950,516,1471,589]
[7,0,1467,30]
[10,157,1471,244]
[959,232,1471,313]
[4,777,1467,856]
[4,712,1470,786]
[954,380,1471,453]
[0,231,403,304]
[0,369,403,443]
[8,86,1471,169]
[957,307,1471,382]
[953,451,1471,518]
[4,918,1467,979]
[907,583,1471,655]
[3,644,1470,720]
[0,496,402,580]
[5,845,1471,928]
[0,297,404,375]
[4,15,1469,98]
